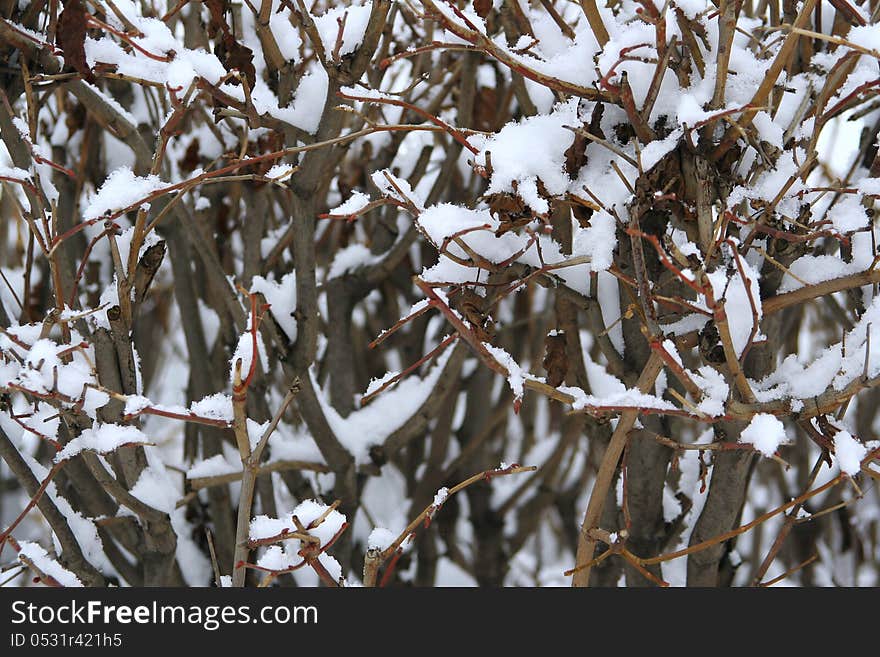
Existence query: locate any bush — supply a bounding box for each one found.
[1,0,879,587]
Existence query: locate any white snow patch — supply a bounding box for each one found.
[83,167,164,220]
[367,527,396,551]
[834,431,867,476]
[55,424,147,463]
[17,541,83,587]
[739,413,786,458]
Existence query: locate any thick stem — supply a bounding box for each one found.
[572,351,664,587]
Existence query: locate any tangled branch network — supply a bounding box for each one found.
[0,0,879,588]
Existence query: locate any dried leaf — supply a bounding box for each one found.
[486,192,532,236]
[473,86,498,132]
[473,0,492,19]
[698,322,725,365]
[542,332,568,387]
[205,0,229,39]
[456,289,496,342]
[572,204,593,229]
[56,0,93,82]
[178,138,202,173]
[220,34,256,89]
[248,130,285,182]
[564,131,587,177]
[64,100,87,135]
[567,193,599,228]
[565,104,605,177]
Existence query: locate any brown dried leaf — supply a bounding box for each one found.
[57,0,93,82]
[456,289,496,343]
[473,86,498,132]
[698,321,725,365]
[572,204,594,229]
[178,138,202,173]
[567,193,600,229]
[487,192,526,217]
[564,131,587,177]
[486,192,532,236]
[564,103,605,177]
[248,130,285,183]
[542,332,568,387]
[205,0,229,39]
[220,34,256,89]
[473,0,492,19]
[64,101,87,135]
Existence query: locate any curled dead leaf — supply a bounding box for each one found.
[57,0,93,82]
[542,332,568,387]
[473,0,492,19]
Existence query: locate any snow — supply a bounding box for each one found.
[317,553,343,583]
[676,95,712,129]
[751,295,880,406]
[16,339,63,394]
[586,271,619,352]
[739,414,787,458]
[692,366,730,417]
[827,194,870,235]
[834,431,867,476]
[327,243,377,279]
[0,165,30,181]
[255,545,293,571]
[641,128,684,171]
[123,395,152,416]
[272,66,329,134]
[269,12,303,61]
[83,167,164,220]
[265,164,296,182]
[675,0,709,19]
[367,527,396,551]
[84,6,228,93]
[17,541,83,587]
[484,344,526,402]
[126,466,175,512]
[371,169,425,210]
[123,463,212,585]
[475,99,579,215]
[190,393,234,422]
[364,370,400,397]
[340,85,394,101]
[314,344,457,464]
[780,232,876,293]
[55,424,147,463]
[250,273,297,341]
[846,24,880,52]
[753,111,785,149]
[436,556,478,586]
[250,516,294,541]
[416,200,561,278]
[229,310,269,382]
[707,254,763,358]
[251,499,347,548]
[432,487,449,508]
[562,386,679,414]
[42,479,112,573]
[2,0,879,590]
[328,191,371,217]
[247,418,269,452]
[186,454,239,479]
[571,212,618,274]
[314,3,374,59]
